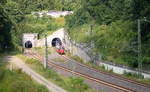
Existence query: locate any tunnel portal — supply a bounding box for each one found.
[25,41,32,48]
[51,38,62,47]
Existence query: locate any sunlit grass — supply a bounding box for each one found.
[0,57,49,92]
[32,47,55,56]
[17,54,100,92]
[55,17,65,26]
[52,57,65,62]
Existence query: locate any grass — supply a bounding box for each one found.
[65,51,114,73]
[88,62,150,85]
[71,55,84,63]
[32,47,56,56]
[123,71,144,79]
[106,56,129,66]
[17,54,100,92]
[65,51,106,71]
[65,52,84,63]
[122,71,150,85]
[52,57,65,62]
[0,57,49,92]
[0,54,6,59]
[54,17,65,27]
[139,78,150,85]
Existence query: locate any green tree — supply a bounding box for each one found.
[0,1,13,52]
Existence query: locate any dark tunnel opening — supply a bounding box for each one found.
[25,41,32,48]
[51,38,62,47]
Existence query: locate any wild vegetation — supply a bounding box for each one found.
[0,0,68,52]
[0,0,150,91]
[0,0,150,71]
[0,62,49,92]
[65,0,150,69]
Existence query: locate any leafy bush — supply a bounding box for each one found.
[66,9,91,28]
[123,71,144,79]
[71,55,84,63]
[65,0,150,69]
[0,70,5,81]
[66,77,89,92]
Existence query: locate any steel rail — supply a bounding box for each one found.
[26,52,137,92]
[60,55,150,88]
[47,61,136,92]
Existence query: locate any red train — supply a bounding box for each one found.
[56,45,65,55]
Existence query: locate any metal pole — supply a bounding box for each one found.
[90,24,95,63]
[44,34,48,69]
[138,19,142,78]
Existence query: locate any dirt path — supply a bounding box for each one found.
[6,56,67,92]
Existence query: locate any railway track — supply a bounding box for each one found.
[60,54,150,88]
[24,50,140,92]
[47,60,136,92]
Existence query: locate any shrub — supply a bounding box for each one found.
[67,77,89,92]
[71,55,84,63]
[123,71,144,79]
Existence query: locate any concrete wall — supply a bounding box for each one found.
[23,33,38,48]
[99,62,150,78]
[32,28,65,47]
[47,28,65,47]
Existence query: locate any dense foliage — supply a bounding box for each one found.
[0,0,80,52]
[65,0,150,68]
[0,0,150,68]
[0,1,13,52]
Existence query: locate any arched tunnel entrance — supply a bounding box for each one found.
[25,41,32,48]
[51,38,62,47]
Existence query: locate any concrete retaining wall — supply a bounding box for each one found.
[99,62,150,78]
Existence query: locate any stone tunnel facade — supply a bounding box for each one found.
[23,28,92,62]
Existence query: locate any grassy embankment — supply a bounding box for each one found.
[0,57,49,92]
[32,47,54,56]
[17,54,101,92]
[32,47,65,62]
